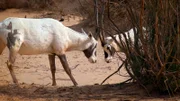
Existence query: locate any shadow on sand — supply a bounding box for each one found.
[0,83,147,100]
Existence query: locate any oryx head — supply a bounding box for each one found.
[101,38,116,63]
[82,29,98,63]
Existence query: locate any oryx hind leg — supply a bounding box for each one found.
[48,54,56,86]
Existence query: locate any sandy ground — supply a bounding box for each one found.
[0,9,179,101]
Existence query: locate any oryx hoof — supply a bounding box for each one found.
[52,83,57,86]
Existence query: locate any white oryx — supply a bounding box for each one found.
[102,28,136,63]
[0,17,98,86]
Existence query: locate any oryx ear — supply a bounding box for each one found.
[7,22,12,29]
[88,31,93,38]
[81,28,86,34]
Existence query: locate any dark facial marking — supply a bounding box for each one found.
[107,46,110,50]
[110,46,116,56]
[83,43,97,58]
[104,44,116,59]
[104,51,108,58]
[101,41,106,47]
[94,51,97,56]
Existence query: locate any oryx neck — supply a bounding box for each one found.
[65,27,91,51]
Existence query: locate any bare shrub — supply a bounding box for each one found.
[125,0,180,95]
[95,0,180,96]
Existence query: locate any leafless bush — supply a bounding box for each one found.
[95,0,180,96]
[125,0,180,95]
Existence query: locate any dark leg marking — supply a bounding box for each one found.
[7,29,19,49]
[58,54,78,86]
[48,54,56,86]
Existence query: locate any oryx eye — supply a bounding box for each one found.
[107,46,111,50]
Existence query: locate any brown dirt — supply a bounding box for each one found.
[0,9,179,101]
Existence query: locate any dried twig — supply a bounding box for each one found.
[101,61,125,85]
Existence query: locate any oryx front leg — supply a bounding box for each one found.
[7,50,18,84]
[58,54,78,86]
[48,54,56,86]
[6,29,22,84]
